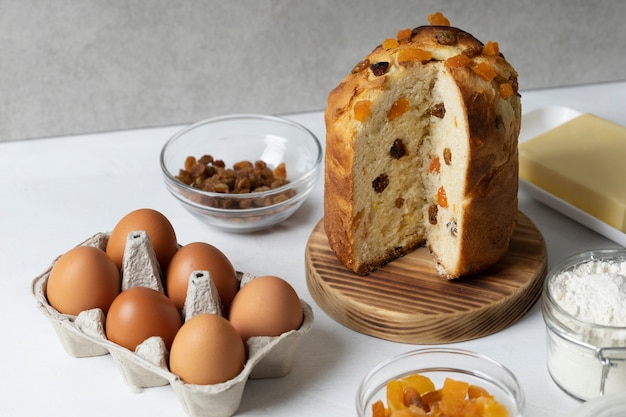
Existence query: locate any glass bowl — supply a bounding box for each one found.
[542,249,626,401]
[569,392,626,417]
[356,348,525,417]
[160,114,322,233]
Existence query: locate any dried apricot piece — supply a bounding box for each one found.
[428,11,450,26]
[445,54,472,68]
[472,62,497,81]
[383,38,400,50]
[475,396,509,417]
[398,48,433,64]
[499,83,514,99]
[437,186,448,208]
[400,373,436,395]
[372,399,387,417]
[483,41,500,56]
[388,97,410,120]
[397,28,412,42]
[429,156,441,174]
[468,384,493,399]
[354,100,372,122]
[387,379,406,411]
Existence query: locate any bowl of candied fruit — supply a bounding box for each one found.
[160,114,322,233]
[356,348,525,417]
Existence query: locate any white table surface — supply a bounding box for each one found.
[1,81,625,417]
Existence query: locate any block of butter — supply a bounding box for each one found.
[519,113,626,232]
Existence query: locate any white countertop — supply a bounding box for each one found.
[1,81,625,417]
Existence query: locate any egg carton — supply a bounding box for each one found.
[31,231,314,417]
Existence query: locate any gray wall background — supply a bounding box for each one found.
[1,0,625,142]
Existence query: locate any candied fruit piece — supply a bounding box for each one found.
[387,379,406,411]
[388,97,410,120]
[445,54,472,68]
[441,378,469,402]
[390,409,417,417]
[372,399,387,417]
[382,38,400,50]
[398,48,433,64]
[499,83,514,99]
[352,59,370,74]
[483,41,500,56]
[428,12,450,26]
[468,385,494,399]
[475,396,510,417]
[473,61,497,81]
[397,28,412,41]
[354,100,372,122]
[429,156,441,174]
[437,186,448,208]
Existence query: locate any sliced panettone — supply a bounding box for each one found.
[324,14,521,278]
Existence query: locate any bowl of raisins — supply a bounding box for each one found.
[160,114,322,233]
[356,348,525,417]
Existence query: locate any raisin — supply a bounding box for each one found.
[430,102,446,118]
[495,114,504,130]
[395,197,405,208]
[443,148,452,165]
[372,174,389,193]
[428,204,438,225]
[198,154,213,165]
[370,61,390,76]
[351,59,370,74]
[436,29,457,45]
[403,387,424,408]
[389,138,407,159]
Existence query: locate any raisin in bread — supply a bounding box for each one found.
[324,22,521,278]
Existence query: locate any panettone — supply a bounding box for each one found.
[324,14,521,278]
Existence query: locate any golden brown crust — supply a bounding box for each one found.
[324,23,521,277]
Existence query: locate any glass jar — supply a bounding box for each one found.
[542,249,626,400]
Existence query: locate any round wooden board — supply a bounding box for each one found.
[305,211,547,344]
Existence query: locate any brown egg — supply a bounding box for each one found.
[46,245,120,316]
[169,313,246,385]
[105,286,182,351]
[228,275,303,341]
[165,242,239,312]
[106,208,178,272]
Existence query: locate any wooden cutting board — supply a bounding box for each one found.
[305,211,547,344]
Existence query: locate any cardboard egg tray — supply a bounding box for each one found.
[31,231,314,417]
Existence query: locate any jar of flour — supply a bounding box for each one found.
[542,249,626,401]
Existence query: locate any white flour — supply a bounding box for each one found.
[549,260,626,327]
[546,258,626,400]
